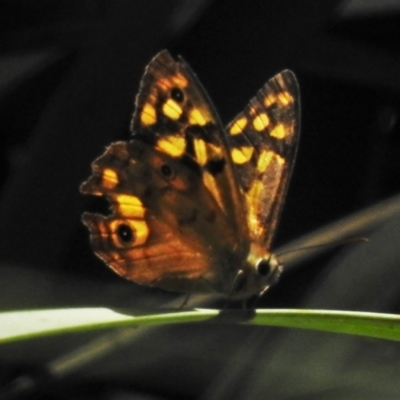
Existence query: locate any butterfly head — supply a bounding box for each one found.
[231,246,283,298]
[254,253,283,297]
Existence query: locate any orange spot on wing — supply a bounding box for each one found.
[172,73,188,88]
[207,142,223,158]
[158,74,188,91]
[158,78,172,90]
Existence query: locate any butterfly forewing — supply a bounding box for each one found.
[226,70,300,249]
[130,50,248,249]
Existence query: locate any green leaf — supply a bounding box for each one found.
[251,309,400,341]
[1,308,400,344]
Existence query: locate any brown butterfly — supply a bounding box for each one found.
[80,50,300,299]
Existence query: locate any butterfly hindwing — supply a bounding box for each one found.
[80,139,241,293]
[226,70,300,249]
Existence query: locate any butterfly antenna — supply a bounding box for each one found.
[277,236,368,258]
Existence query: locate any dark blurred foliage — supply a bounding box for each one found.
[1,1,400,399]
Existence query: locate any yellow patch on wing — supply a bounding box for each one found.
[231,146,254,165]
[162,99,183,120]
[194,138,208,166]
[115,195,146,218]
[193,139,223,166]
[140,103,156,126]
[189,108,208,126]
[253,113,270,131]
[229,117,247,135]
[277,91,293,106]
[128,220,149,246]
[276,153,285,165]
[202,171,224,211]
[264,95,276,107]
[257,150,285,173]
[264,91,293,107]
[102,168,119,189]
[270,123,287,139]
[157,135,186,157]
[245,180,265,236]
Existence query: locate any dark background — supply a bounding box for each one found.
[1,1,400,399]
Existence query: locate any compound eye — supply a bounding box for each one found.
[256,258,272,276]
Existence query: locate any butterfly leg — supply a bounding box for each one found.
[220,269,246,310]
[229,269,244,296]
[178,293,191,309]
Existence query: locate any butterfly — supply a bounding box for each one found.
[80,50,300,299]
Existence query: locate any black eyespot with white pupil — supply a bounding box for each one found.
[256,259,272,276]
[117,223,134,244]
[170,87,184,103]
